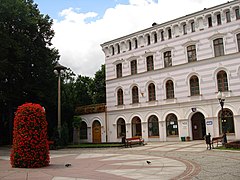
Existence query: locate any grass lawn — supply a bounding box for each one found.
[215,146,240,151]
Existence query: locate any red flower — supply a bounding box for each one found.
[10,103,50,168]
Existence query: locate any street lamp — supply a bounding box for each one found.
[54,62,67,138]
[216,91,228,144]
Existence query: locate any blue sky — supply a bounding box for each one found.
[35,0,129,21]
[33,0,227,77]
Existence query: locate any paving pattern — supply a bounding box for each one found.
[0,141,240,180]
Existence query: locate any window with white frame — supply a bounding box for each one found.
[166,80,174,99]
[237,33,240,52]
[148,83,156,101]
[148,115,159,137]
[131,60,137,75]
[213,38,224,57]
[164,51,172,67]
[166,114,179,136]
[132,86,139,104]
[187,45,197,62]
[117,118,126,138]
[146,55,154,71]
[116,63,122,78]
[117,88,123,105]
[217,70,228,92]
[190,75,200,96]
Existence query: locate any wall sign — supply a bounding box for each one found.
[206,121,213,125]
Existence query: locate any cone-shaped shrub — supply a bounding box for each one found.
[10,103,50,168]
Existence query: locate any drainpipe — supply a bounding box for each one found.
[105,105,108,142]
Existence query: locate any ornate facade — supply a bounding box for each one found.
[80,0,240,143]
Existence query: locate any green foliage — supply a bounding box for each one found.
[90,64,106,104]
[0,0,59,120]
[10,103,50,168]
[72,116,82,128]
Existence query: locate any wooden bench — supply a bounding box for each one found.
[211,136,223,148]
[125,137,144,148]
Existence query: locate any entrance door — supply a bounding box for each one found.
[191,112,206,140]
[92,120,101,143]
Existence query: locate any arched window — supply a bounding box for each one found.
[166,80,174,99]
[148,115,159,137]
[117,88,123,105]
[117,118,126,138]
[146,56,154,71]
[80,121,87,139]
[166,114,179,136]
[132,116,142,137]
[132,86,139,104]
[148,83,156,101]
[218,108,234,134]
[190,75,200,96]
[217,71,228,92]
[187,45,197,62]
[213,38,224,57]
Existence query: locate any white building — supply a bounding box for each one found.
[78,0,240,143]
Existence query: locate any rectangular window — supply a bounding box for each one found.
[135,39,138,49]
[147,35,151,45]
[129,41,132,50]
[161,31,164,41]
[131,60,137,75]
[164,51,172,67]
[236,8,240,20]
[226,11,231,22]
[183,24,187,34]
[217,14,221,25]
[154,33,157,43]
[168,29,172,39]
[214,38,224,57]
[237,34,240,52]
[116,63,122,78]
[147,56,154,71]
[208,17,212,27]
[187,45,197,62]
[191,22,195,32]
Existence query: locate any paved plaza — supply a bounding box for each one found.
[0,141,240,180]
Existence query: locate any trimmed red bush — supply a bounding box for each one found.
[10,103,50,168]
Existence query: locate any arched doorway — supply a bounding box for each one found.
[132,116,142,137]
[191,112,206,140]
[92,120,101,143]
[218,108,234,134]
[80,121,87,140]
[117,118,126,138]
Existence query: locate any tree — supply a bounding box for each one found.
[0,0,59,144]
[90,64,106,104]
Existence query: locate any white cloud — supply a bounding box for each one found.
[52,0,227,77]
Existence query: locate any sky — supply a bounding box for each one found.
[34,0,228,77]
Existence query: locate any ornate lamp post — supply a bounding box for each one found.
[54,62,67,138]
[216,91,228,144]
[216,91,226,133]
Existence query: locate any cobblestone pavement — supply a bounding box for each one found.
[0,141,240,180]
